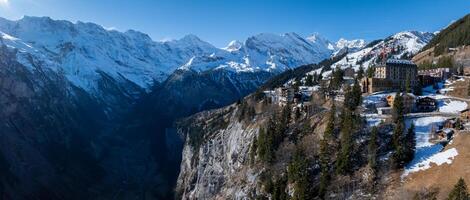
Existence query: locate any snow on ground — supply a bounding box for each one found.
[363,91,395,105]
[366,117,383,127]
[403,148,458,177]
[438,100,468,113]
[407,116,448,147]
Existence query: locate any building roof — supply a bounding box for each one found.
[386,59,416,66]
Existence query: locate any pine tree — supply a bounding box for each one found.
[405,75,411,94]
[257,127,271,163]
[447,178,469,200]
[325,103,336,140]
[368,126,379,170]
[272,175,288,200]
[319,138,329,199]
[392,122,406,169]
[305,74,314,86]
[357,64,364,80]
[404,123,416,163]
[319,103,335,198]
[289,147,309,200]
[352,79,362,109]
[414,82,423,96]
[336,109,353,175]
[330,68,344,90]
[343,84,354,111]
[392,92,404,124]
[366,66,375,78]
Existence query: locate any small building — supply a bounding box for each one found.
[386,93,416,113]
[301,102,320,116]
[418,68,451,80]
[377,107,392,115]
[416,97,437,112]
[418,74,438,87]
[444,119,457,129]
[436,128,454,141]
[460,109,470,121]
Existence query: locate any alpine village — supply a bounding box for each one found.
[177,14,470,200]
[1,5,470,200]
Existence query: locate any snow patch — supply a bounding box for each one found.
[403,148,458,177]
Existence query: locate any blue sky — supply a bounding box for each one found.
[0,0,469,47]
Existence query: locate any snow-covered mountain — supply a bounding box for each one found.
[330,31,434,72]
[180,32,334,73]
[0,16,223,92]
[335,38,367,52]
[0,16,337,95]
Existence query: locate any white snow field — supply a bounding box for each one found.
[402,148,458,178]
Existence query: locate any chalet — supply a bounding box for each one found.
[361,59,418,93]
[377,107,392,115]
[460,109,470,121]
[417,74,438,87]
[435,128,454,141]
[416,97,437,112]
[418,68,451,80]
[444,118,457,129]
[386,93,416,113]
[300,102,320,116]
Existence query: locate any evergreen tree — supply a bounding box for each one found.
[336,109,353,175]
[447,178,469,200]
[368,126,379,170]
[343,84,354,111]
[366,66,376,78]
[289,147,309,200]
[330,68,344,90]
[392,122,406,169]
[414,82,423,96]
[319,138,329,199]
[357,64,364,80]
[272,176,288,200]
[405,75,412,94]
[325,103,336,140]
[257,127,272,163]
[392,92,404,123]
[305,74,314,86]
[352,79,362,109]
[404,123,416,163]
[319,103,335,198]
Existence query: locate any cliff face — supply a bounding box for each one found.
[175,94,334,199]
[176,104,261,199]
[175,88,399,200]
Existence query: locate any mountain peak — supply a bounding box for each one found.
[223,40,243,52]
[335,38,367,50]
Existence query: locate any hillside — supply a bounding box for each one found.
[413,14,470,68]
[421,14,470,55]
[322,31,434,75]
